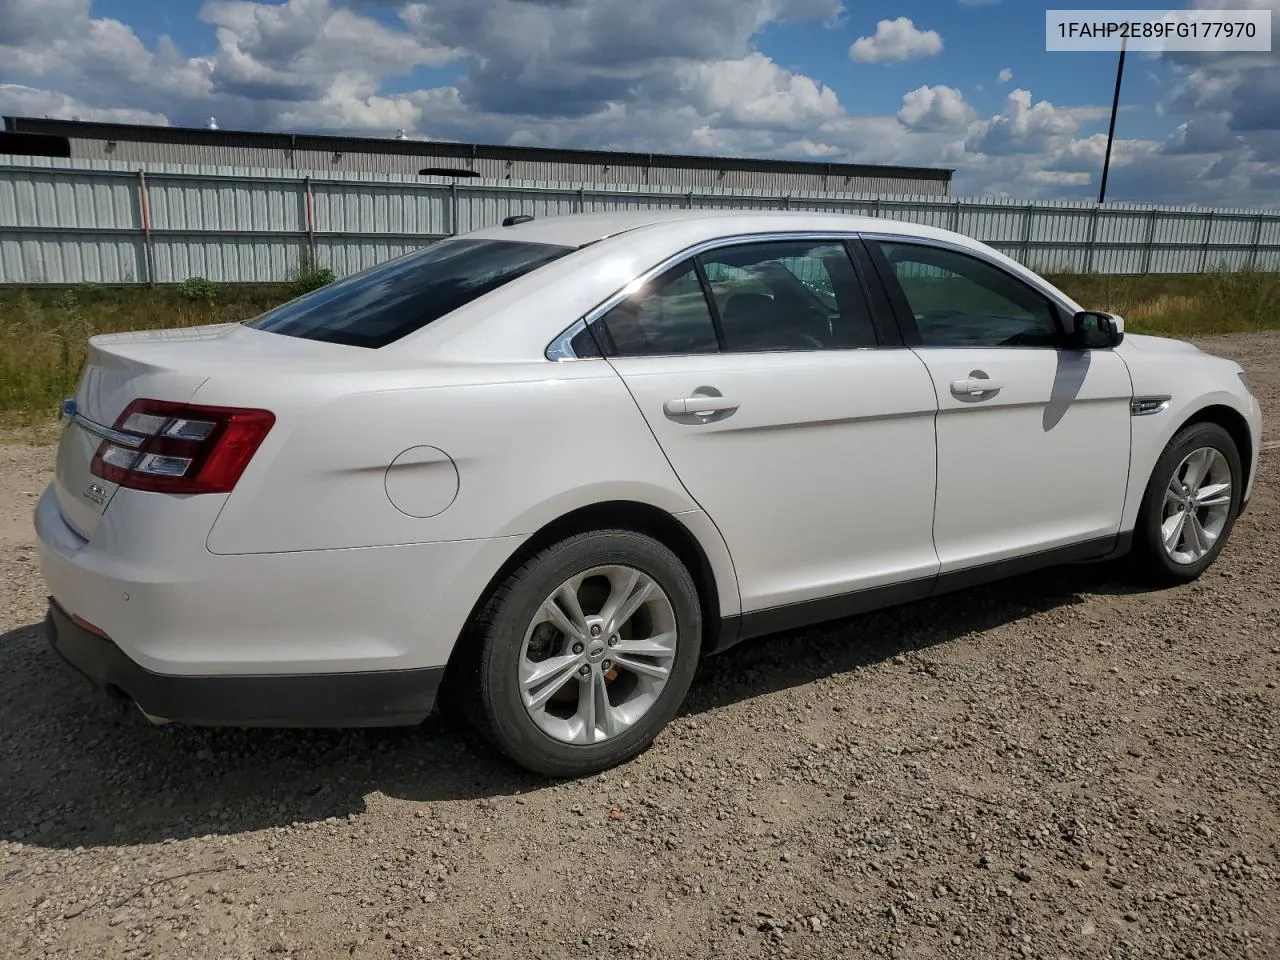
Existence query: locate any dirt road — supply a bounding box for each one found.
[2,334,1278,960]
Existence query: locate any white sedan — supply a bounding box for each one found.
[36,210,1261,776]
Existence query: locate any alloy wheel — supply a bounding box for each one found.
[518,565,678,745]
[1160,446,1233,565]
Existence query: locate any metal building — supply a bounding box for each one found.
[3,116,953,196]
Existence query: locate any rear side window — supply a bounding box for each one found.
[245,239,573,348]
[592,261,720,357]
[699,241,878,351]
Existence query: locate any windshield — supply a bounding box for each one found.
[245,238,575,348]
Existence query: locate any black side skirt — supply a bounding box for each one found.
[709,533,1131,655]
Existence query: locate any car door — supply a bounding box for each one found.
[589,237,941,622]
[866,237,1132,575]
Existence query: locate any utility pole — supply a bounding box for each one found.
[1098,38,1127,204]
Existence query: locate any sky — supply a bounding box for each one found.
[1,0,1278,205]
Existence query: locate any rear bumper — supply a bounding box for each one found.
[45,598,443,727]
[34,483,525,676]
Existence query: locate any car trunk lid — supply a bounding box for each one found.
[53,322,346,541]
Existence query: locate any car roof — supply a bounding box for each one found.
[462,208,982,252]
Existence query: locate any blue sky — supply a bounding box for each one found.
[2,0,1278,204]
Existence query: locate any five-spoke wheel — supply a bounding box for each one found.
[468,530,702,777]
[1160,446,1234,565]
[1133,421,1242,585]
[519,565,678,746]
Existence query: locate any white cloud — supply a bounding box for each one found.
[779,138,845,157]
[401,0,844,117]
[0,83,168,125]
[1024,169,1091,187]
[966,89,1079,156]
[0,0,1276,205]
[273,86,424,134]
[678,53,843,129]
[849,17,943,63]
[1046,134,1112,173]
[998,68,1013,83]
[0,0,212,120]
[897,85,976,133]
[1160,116,1244,155]
[0,0,92,47]
[202,0,458,103]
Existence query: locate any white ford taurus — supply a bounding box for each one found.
[36,210,1262,775]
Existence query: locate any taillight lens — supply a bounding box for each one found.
[90,399,275,494]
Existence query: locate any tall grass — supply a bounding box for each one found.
[1047,267,1280,338]
[0,284,287,425]
[1,271,1278,423]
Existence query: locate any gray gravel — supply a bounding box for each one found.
[2,332,1278,959]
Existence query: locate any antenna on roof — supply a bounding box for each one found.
[206,117,219,130]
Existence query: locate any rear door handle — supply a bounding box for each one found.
[950,378,1003,397]
[663,396,740,417]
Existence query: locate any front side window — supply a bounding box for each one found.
[699,241,877,351]
[591,261,719,357]
[877,241,1061,348]
[246,238,573,348]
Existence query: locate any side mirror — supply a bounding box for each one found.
[1069,310,1124,350]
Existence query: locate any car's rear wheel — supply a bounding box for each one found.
[1131,422,1242,586]
[469,530,702,777]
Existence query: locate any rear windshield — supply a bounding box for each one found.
[245,238,574,348]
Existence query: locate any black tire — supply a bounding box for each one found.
[468,529,702,777]
[1130,421,1242,586]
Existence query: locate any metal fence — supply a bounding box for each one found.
[2,155,1279,283]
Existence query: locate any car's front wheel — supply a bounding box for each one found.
[1131,421,1242,585]
[469,530,702,777]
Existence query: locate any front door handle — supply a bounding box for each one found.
[950,377,1003,398]
[664,396,740,417]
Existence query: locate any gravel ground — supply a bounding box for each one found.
[2,333,1278,960]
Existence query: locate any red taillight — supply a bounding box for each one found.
[90,399,274,494]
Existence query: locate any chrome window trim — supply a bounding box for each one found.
[859,231,1082,321]
[545,319,593,361]
[544,231,864,361]
[544,229,1083,360]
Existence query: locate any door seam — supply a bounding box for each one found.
[600,357,745,614]
[905,346,944,578]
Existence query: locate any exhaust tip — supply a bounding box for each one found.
[136,705,174,726]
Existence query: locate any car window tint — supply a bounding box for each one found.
[877,242,1060,348]
[701,261,773,313]
[566,325,603,358]
[698,241,878,352]
[245,239,573,348]
[776,257,837,310]
[592,261,719,357]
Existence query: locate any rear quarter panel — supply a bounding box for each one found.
[201,360,703,552]
[197,360,741,620]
